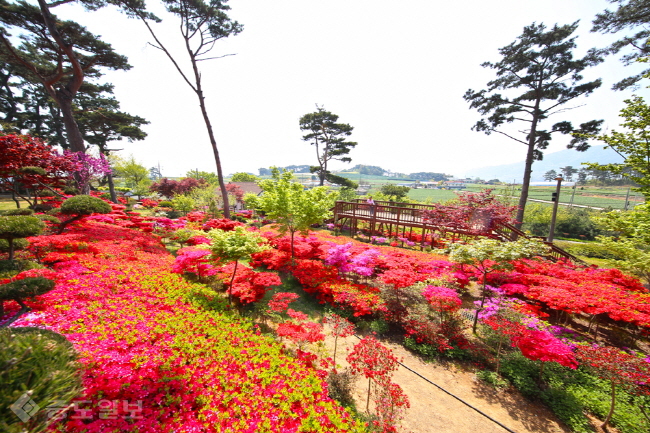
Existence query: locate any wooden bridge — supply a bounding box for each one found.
[332,199,579,263]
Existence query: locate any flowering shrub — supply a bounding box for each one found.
[7,221,365,432]
[202,218,245,232]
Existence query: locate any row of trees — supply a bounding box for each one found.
[1,0,242,217]
[465,0,650,227]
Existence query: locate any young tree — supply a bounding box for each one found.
[594,202,650,284]
[124,0,242,219]
[592,0,650,90]
[543,169,558,182]
[299,107,357,186]
[464,22,603,229]
[580,96,650,200]
[230,172,260,183]
[112,155,150,191]
[0,0,135,153]
[245,168,335,262]
[448,237,549,333]
[203,226,269,305]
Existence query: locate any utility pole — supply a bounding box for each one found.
[548,176,563,243]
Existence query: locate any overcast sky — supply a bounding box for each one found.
[53,0,648,179]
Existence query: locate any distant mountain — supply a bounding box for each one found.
[462,146,624,182]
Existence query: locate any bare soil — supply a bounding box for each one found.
[325,330,571,433]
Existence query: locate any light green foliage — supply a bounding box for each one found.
[60,196,112,216]
[449,238,549,270]
[0,215,45,261]
[204,226,269,264]
[336,187,358,202]
[171,228,200,247]
[522,203,601,240]
[171,195,196,213]
[580,96,650,200]
[230,172,260,183]
[186,170,220,184]
[593,203,650,283]
[0,328,82,433]
[186,186,221,216]
[113,155,151,190]
[449,237,550,333]
[251,168,336,237]
[0,216,45,239]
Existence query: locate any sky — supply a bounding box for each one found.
[51,0,649,179]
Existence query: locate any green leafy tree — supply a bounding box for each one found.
[449,238,549,333]
[204,226,269,304]
[464,22,604,229]
[246,168,335,261]
[380,184,410,201]
[592,0,650,90]
[594,202,650,283]
[230,172,260,183]
[124,0,242,219]
[580,96,650,200]
[299,106,357,186]
[185,170,219,185]
[113,155,150,190]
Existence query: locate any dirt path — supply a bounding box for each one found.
[325,331,570,433]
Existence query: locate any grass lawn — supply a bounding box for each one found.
[0,195,29,211]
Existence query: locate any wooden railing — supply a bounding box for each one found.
[333,200,581,263]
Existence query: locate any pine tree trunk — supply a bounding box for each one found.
[515,102,541,230]
[57,95,86,153]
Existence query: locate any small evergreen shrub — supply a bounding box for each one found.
[58,196,112,234]
[0,238,28,253]
[0,216,45,260]
[1,209,34,216]
[59,196,112,216]
[0,327,82,433]
[0,277,56,319]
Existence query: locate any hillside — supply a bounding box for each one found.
[462,145,624,182]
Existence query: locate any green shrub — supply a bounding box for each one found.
[0,327,82,433]
[63,186,79,195]
[0,238,28,253]
[0,216,45,260]
[58,196,112,234]
[559,241,627,260]
[158,200,173,208]
[369,319,390,335]
[476,370,509,388]
[1,209,34,216]
[60,196,112,216]
[35,215,61,225]
[522,205,602,240]
[0,277,56,319]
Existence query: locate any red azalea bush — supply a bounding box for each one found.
[6,220,366,432]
